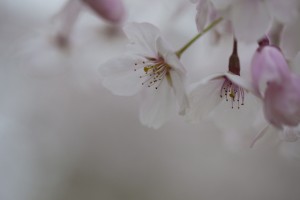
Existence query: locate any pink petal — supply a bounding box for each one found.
[263,75,300,128]
[251,46,290,96]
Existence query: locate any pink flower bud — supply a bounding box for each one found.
[263,74,300,128]
[83,0,125,24]
[251,42,300,128]
[251,45,290,97]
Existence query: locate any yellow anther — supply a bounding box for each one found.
[229,90,235,99]
[144,67,150,73]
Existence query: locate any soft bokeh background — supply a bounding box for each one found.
[0,0,300,200]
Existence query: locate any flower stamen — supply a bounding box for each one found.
[220,77,245,109]
[134,57,170,90]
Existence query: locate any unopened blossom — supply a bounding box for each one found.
[251,37,291,97]
[198,0,300,42]
[187,39,252,122]
[251,37,300,129]
[100,22,188,129]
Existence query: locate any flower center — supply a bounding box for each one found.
[220,77,245,109]
[134,57,171,89]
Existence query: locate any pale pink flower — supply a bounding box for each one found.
[100,22,188,129]
[187,72,251,122]
[251,38,300,129]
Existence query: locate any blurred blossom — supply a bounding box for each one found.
[53,0,125,46]
[191,0,232,44]
[194,0,300,42]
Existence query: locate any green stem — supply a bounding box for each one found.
[176,17,223,58]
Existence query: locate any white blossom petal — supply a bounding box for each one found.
[123,22,161,57]
[139,79,175,129]
[186,78,224,123]
[266,0,299,23]
[100,55,143,96]
[169,70,189,115]
[200,72,226,84]
[155,37,175,59]
[225,72,255,93]
[230,0,271,42]
[155,37,186,74]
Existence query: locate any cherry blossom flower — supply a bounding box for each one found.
[186,39,253,122]
[194,0,300,42]
[251,38,300,129]
[100,22,189,129]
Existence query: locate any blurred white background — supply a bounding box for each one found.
[0,0,300,200]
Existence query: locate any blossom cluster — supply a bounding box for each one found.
[49,0,298,147]
[97,0,300,147]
